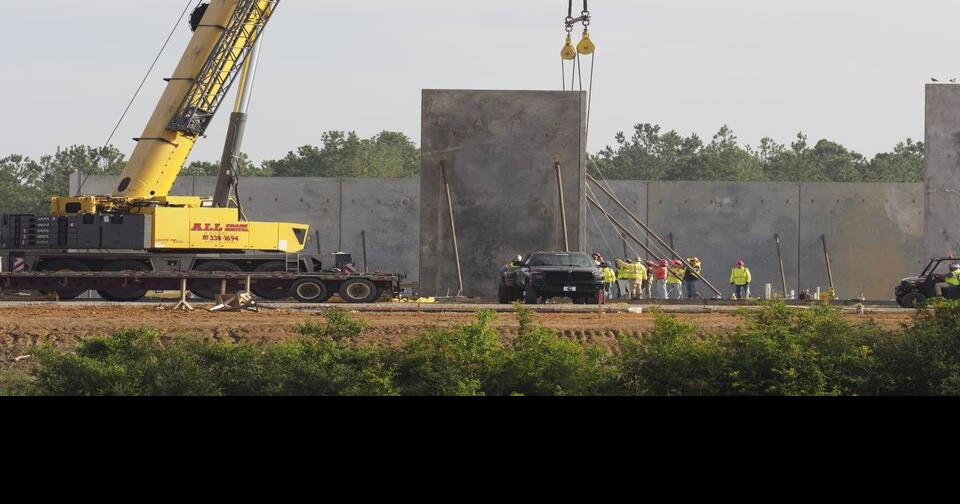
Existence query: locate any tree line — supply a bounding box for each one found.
[592,124,924,183]
[0,125,923,214]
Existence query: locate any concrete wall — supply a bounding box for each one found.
[72,175,923,300]
[586,181,924,299]
[925,83,960,259]
[419,90,587,298]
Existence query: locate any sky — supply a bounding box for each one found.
[1,0,956,165]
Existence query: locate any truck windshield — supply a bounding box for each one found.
[529,254,595,267]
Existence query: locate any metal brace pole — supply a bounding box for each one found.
[775,233,788,298]
[587,195,697,288]
[556,161,570,252]
[822,234,836,295]
[441,164,464,297]
[587,174,723,297]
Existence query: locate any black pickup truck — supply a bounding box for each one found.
[499,252,604,305]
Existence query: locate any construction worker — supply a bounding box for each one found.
[504,255,524,270]
[601,261,617,300]
[643,261,655,299]
[591,253,603,267]
[616,258,646,300]
[667,259,685,299]
[935,263,960,297]
[685,257,703,299]
[652,259,670,300]
[730,260,752,300]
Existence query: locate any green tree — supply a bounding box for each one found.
[182,153,272,177]
[264,130,419,178]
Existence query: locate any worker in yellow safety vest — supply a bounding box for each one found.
[601,262,617,300]
[504,255,524,271]
[616,258,648,300]
[935,263,960,297]
[730,260,752,300]
[666,259,685,299]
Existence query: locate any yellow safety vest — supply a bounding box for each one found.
[667,267,685,284]
[617,262,639,280]
[602,267,616,283]
[730,267,752,286]
[947,271,960,286]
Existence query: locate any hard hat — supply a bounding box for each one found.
[951,264,960,271]
[515,255,523,262]
[636,257,643,263]
[736,260,745,267]
[673,259,683,266]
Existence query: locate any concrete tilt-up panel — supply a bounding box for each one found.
[420,90,587,298]
[925,83,960,258]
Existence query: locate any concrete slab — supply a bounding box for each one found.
[924,83,960,258]
[419,90,587,298]
[647,182,801,298]
[799,183,924,300]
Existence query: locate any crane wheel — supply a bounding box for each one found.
[251,261,291,301]
[190,261,242,300]
[38,259,91,300]
[292,278,331,303]
[339,278,379,304]
[97,260,150,302]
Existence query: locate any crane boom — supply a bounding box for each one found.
[113,0,279,200]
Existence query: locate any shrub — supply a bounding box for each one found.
[394,310,506,396]
[723,303,879,396]
[297,308,367,342]
[499,305,619,396]
[619,313,726,396]
[32,328,224,396]
[872,300,960,395]
[260,340,398,396]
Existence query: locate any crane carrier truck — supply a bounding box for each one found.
[0,0,402,304]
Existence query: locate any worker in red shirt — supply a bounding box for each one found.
[652,259,670,299]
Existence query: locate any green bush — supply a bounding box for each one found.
[499,305,619,396]
[33,328,222,396]
[619,313,726,396]
[297,308,367,342]
[393,310,506,396]
[723,303,879,396]
[871,300,960,395]
[18,301,960,397]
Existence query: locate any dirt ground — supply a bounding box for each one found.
[0,304,915,359]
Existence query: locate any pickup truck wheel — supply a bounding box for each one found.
[340,278,379,303]
[524,286,540,305]
[899,291,927,309]
[498,283,511,304]
[292,278,331,303]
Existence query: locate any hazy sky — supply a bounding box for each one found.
[1,0,955,164]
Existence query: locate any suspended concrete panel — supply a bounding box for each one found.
[925,83,960,258]
[419,89,587,298]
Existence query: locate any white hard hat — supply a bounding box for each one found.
[951,264,960,270]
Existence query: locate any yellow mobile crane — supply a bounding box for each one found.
[0,0,402,303]
[52,0,308,254]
